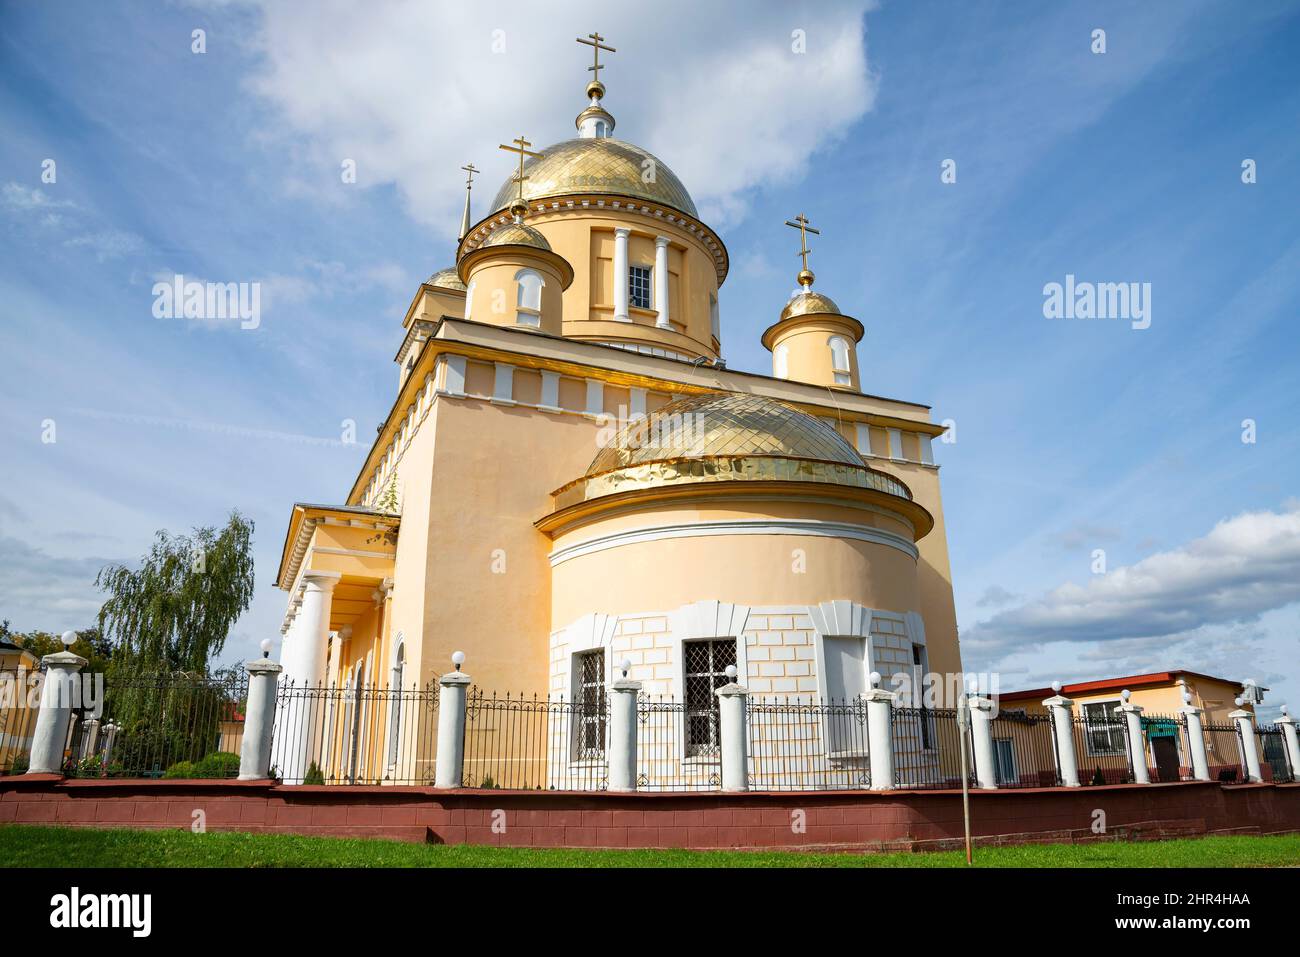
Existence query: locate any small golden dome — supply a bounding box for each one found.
[550,392,914,510]
[426,267,466,291]
[479,221,553,252]
[488,137,698,219]
[780,290,842,322]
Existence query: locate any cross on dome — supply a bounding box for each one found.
[784,213,820,289]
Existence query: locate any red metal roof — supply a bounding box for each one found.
[998,670,1244,703]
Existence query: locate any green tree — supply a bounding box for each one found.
[95,511,255,675]
[1,621,112,673]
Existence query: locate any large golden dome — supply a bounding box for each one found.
[550,392,917,511]
[488,137,698,220]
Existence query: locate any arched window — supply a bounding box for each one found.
[387,638,405,767]
[594,120,607,137]
[514,268,544,327]
[774,343,789,380]
[828,335,852,386]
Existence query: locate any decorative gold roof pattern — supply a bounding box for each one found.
[488,137,698,219]
[426,267,466,291]
[780,290,843,322]
[552,392,914,509]
[479,221,553,252]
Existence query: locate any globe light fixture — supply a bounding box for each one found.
[724,664,737,681]
[620,658,631,678]
[1120,689,1131,703]
[869,671,881,688]
[451,651,466,671]
[260,639,273,659]
[60,630,77,648]
[1051,680,1062,694]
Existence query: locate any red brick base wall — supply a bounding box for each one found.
[3,776,1298,850]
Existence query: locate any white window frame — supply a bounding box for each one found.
[828,335,852,385]
[628,263,653,310]
[514,268,544,327]
[1081,698,1126,756]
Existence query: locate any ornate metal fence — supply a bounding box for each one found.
[271,679,440,785]
[1203,721,1247,783]
[892,706,974,790]
[747,696,871,791]
[462,690,607,790]
[984,709,1059,787]
[1257,724,1294,783]
[636,696,718,791]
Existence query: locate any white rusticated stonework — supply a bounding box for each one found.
[1230,709,1263,783]
[1179,705,1212,781]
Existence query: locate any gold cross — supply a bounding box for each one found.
[461,162,479,188]
[576,31,616,82]
[785,213,820,279]
[498,136,542,208]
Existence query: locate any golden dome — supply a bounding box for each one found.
[479,221,553,252]
[551,392,915,510]
[426,267,466,291]
[488,137,698,220]
[780,290,843,322]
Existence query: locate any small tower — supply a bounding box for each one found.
[457,135,573,334]
[575,31,616,138]
[761,214,864,391]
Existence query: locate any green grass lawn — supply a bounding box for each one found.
[2,824,1297,867]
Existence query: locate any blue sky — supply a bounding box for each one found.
[1,1,1297,714]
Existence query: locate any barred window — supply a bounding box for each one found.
[1083,701,1125,755]
[684,639,736,757]
[575,650,606,758]
[629,265,652,309]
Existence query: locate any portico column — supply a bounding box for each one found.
[863,677,897,790]
[967,696,999,789]
[613,227,630,322]
[296,571,340,689]
[653,236,670,329]
[1117,699,1150,784]
[1231,705,1263,783]
[1277,710,1300,783]
[1178,704,1211,782]
[1043,690,1081,787]
[278,571,339,783]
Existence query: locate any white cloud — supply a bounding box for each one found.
[229,0,876,234]
[965,504,1300,661]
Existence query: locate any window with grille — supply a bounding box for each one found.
[683,639,736,757]
[629,265,652,309]
[575,650,606,758]
[1083,701,1125,755]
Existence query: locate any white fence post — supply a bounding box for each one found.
[27,635,86,775]
[608,659,640,792]
[863,673,896,791]
[239,644,283,780]
[434,652,471,789]
[1178,703,1211,782]
[968,696,998,789]
[1231,702,1263,783]
[1117,695,1150,784]
[1279,708,1300,782]
[1043,684,1081,788]
[715,665,749,792]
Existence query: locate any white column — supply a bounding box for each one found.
[1043,693,1081,787]
[863,686,897,790]
[1118,702,1150,784]
[613,227,630,321]
[653,236,670,329]
[296,571,339,689]
[716,677,749,792]
[1178,705,1211,782]
[434,658,471,788]
[608,671,640,792]
[27,648,86,775]
[1278,711,1300,782]
[1231,707,1263,783]
[968,696,998,789]
[278,571,339,784]
[239,656,283,780]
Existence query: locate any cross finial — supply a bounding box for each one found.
[461,162,479,189]
[785,213,821,287]
[498,136,542,219]
[576,31,616,87]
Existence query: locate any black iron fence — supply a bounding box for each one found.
[461,690,605,790]
[1139,712,1194,783]
[892,706,974,790]
[1257,724,1294,783]
[271,679,440,785]
[637,697,718,791]
[984,709,1059,788]
[1072,712,1134,785]
[0,668,41,774]
[1203,721,1247,783]
[747,696,871,791]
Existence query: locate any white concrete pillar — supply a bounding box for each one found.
[239,653,283,780]
[296,571,340,688]
[1118,701,1150,784]
[1279,711,1300,783]
[27,645,87,775]
[863,685,897,790]
[653,236,671,329]
[1231,707,1263,783]
[434,654,471,789]
[1178,705,1212,782]
[608,664,640,792]
[1043,692,1081,788]
[613,227,630,322]
[968,696,998,789]
[716,670,749,792]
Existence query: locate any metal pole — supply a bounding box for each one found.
[957,692,973,865]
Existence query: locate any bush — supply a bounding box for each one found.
[162,751,241,779]
[8,752,29,775]
[162,760,198,779]
[303,761,325,785]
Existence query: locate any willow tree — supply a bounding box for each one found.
[95,511,255,675]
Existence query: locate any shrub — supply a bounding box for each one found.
[303,761,325,785]
[195,751,240,778]
[9,752,29,775]
[162,760,198,779]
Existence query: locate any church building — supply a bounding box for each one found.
[272,34,963,776]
